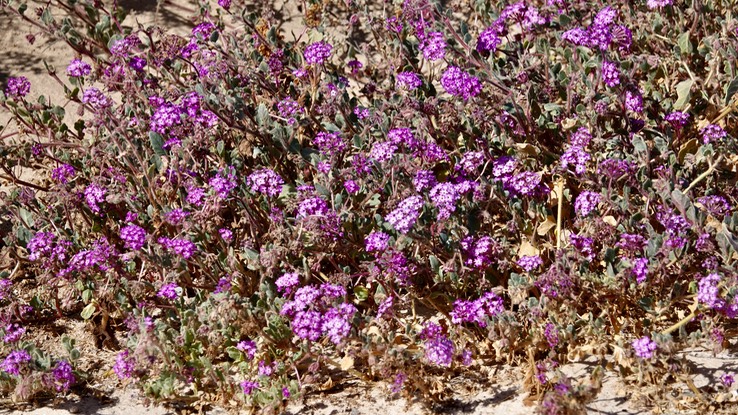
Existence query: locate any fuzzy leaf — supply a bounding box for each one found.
[674,79,693,110]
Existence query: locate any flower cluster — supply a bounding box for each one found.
[440,66,482,101]
[246,169,284,197]
[303,41,333,65]
[450,291,504,327]
[385,195,424,234]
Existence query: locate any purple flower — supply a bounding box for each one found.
[277,98,302,124]
[276,272,300,295]
[322,304,356,344]
[560,146,590,175]
[425,336,454,367]
[617,233,647,253]
[84,184,106,214]
[186,187,205,207]
[113,350,135,379]
[291,310,323,341]
[1,350,31,376]
[570,127,592,147]
[647,0,673,9]
[365,231,391,253]
[570,234,595,260]
[129,57,147,72]
[236,340,257,360]
[665,111,690,128]
[150,103,181,133]
[50,360,75,392]
[632,258,649,284]
[209,167,238,199]
[518,255,543,272]
[214,276,232,293]
[81,87,112,108]
[297,197,330,218]
[313,131,346,156]
[344,180,360,194]
[544,323,559,348]
[304,41,333,65]
[218,228,233,243]
[67,59,91,77]
[3,324,25,343]
[413,170,437,192]
[477,25,502,52]
[440,66,482,100]
[632,336,658,359]
[51,164,76,184]
[217,0,231,9]
[575,191,600,216]
[461,236,498,269]
[120,225,146,250]
[419,31,446,61]
[5,77,31,98]
[697,273,722,309]
[429,182,460,220]
[241,380,259,395]
[602,60,620,87]
[385,195,424,234]
[721,374,735,388]
[492,156,517,178]
[158,237,197,259]
[700,124,727,144]
[370,141,398,162]
[457,151,485,175]
[450,291,504,327]
[696,195,731,216]
[247,169,284,197]
[396,72,422,90]
[625,89,643,113]
[157,282,181,300]
[507,171,542,196]
[377,296,394,318]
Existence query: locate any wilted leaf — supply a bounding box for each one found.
[674,79,694,110]
[537,217,556,236]
[339,356,354,371]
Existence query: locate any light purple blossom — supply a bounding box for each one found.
[5,77,31,98]
[419,31,446,61]
[518,255,543,272]
[365,231,390,253]
[157,282,180,300]
[113,350,135,379]
[246,169,284,197]
[602,61,620,87]
[575,191,600,216]
[236,340,257,360]
[67,59,91,77]
[1,350,31,376]
[84,184,106,214]
[440,66,482,101]
[120,225,146,250]
[700,124,727,144]
[304,41,333,65]
[632,336,658,359]
[396,72,422,90]
[158,237,197,259]
[276,272,300,295]
[50,360,75,392]
[697,273,722,309]
[385,195,424,234]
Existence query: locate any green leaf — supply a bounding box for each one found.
[80,303,96,320]
[353,286,369,302]
[256,103,270,127]
[148,132,166,156]
[725,76,738,105]
[677,32,692,55]
[674,79,693,110]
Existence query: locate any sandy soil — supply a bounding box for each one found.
[2,2,738,414]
